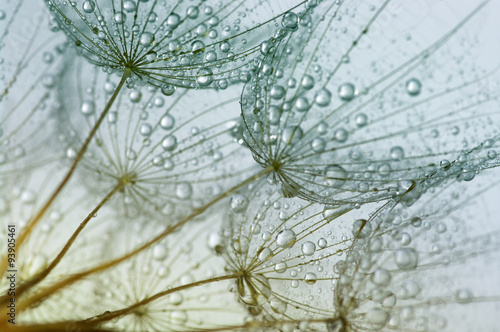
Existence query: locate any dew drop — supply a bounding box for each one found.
[139,123,152,136]
[371,269,391,286]
[82,0,95,13]
[258,247,273,261]
[304,272,317,285]
[78,100,96,118]
[270,297,287,314]
[233,236,249,253]
[455,288,472,304]
[324,165,347,188]
[405,78,421,96]
[394,248,418,270]
[140,32,155,46]
[123,1,137,12]
[281,126,303,145]
[281,12,298,29]
[352,219,371,238]
[230,194,248,213]
[114,12,126,24]
[355,113,368,127]
[162,136,177,151]
[128,90,142,103]
[276,229,296,248]
[166,13,181,28]
[160,114,175,130]
[315,88,331,107]
[338,82,355,101]
[301,241,316,256]
[153,244,168,260]
[196,68,213,87]
[275,261,288,273]
[176,182,192,199]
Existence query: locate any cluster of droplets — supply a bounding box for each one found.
[241,0,500,207]
[0,1,68,183]
[44,0,305,89]
[57,56,258,220]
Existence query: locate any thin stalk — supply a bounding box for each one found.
[2,68,131,271]
[4,181,123,303]
[85,273,242,324]
[16,165,273,313]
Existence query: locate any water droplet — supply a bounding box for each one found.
[334,128,349,142]
[455,288,472,304]
[128,90,142,103]
[282,12,298,29]
[170,311,188,324]
[315,88,331,107]
[114,12,126,24]
[82,0,95,13]
[366,309,389,327]
[338,83,355,101]
[311,138,326,152]
[160,114,175,129]
[405,78,421,96]
[394,248,418,270]
[258,247,273,261]
[304,272,317,285]
[80,100,95,116]
[390,146,404,160]
[324,165,347,188]
[233,236,249,253]
[377,163,391,177]
[275,261,288,273]
[196,68,213,87]
[176,182,192,199]
[270,297,287,314]
[186,6,199,19]
[160,83,176,96]
[166,13,180,28]
[270,85,285,99]
[140,32,155,46]
[317,238,327,248]
[140,123,152,136]
[123,1,137,12]
[276,229,296,248]
[230,194,248,213]
[153,244,168,260]
[301,241,316,256]
[371,269,391,286]
[281,126,303,145]
[352,219,371,238]
[355,113,368,127]
[162,136,177,151]
[301,75,315,89]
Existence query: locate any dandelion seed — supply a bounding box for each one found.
[44,0,305,89]
[56,57,258,220]
[241,0,500,206]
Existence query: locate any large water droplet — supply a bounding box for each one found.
[394,248,418,270]
[405,78,421,96]
[276,229,296,248]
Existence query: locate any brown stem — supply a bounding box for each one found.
[85,273,241,325]
[1,182,123,306]
[0,68,131,276]
[16,166,272,313]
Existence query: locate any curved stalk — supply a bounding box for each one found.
[0,68,132,276]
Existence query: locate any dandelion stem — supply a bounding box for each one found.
[8,181,123,303]
[84,273,242,325]
[10,68,131,254]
